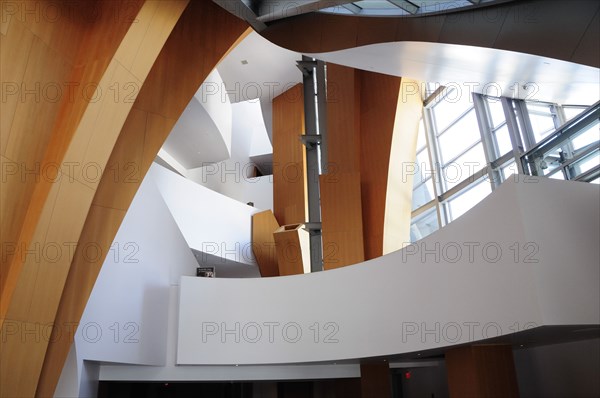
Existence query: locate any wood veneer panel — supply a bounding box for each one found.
[494,0,599,65]
[2,0,181,322]
[0,29,71,296]
[0,1,188,396]
[261,0,600,68]
[572,10,600,67]
[273,224,310,276]
[324,65,404,263]
[272,84,307,226]
[326,63,360,174]
[446,346,482,397]
[0,319,54,398]
[0,17,35,155]
[320,64,365,269]
[446,345,519,398]
[91,107,147,210]
[360,361,392,398]
[359,71,402,260]
[36,2,249,396]
[251,210,280,277]
[320,172,364,270]
[0,0,144,307]
[474,345,520,397]
[34,205,126,398]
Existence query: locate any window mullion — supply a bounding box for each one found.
[513,99,536,150]
[473,93,501,189]
[501,97,527,175]
[422,107,445,226]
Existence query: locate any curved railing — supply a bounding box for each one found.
[177,177,600,364]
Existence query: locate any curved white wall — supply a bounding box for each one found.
[162,69,233,169]
[177,177,600,365]
[186,100,274,211]
[57,176,599,394]
[77,174,199,366]
[151,164,261,266]
[196,69,233,156]
[56,163,266,396]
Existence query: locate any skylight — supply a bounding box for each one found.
[321,0,485,16]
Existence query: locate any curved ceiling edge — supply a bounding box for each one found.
[307,41,600,105]
[260,0,599,68]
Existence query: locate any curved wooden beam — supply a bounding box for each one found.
[0,0,249,396]
[35,3,249,396]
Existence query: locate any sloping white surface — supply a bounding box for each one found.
[309,41,600,105]
[178,177,600,364]
[150,163,261,265]
[217,32,302,104]
[77,173,199,366]
[162,70,232,169]
[217,31,302,142]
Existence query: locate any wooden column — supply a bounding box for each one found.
[36,4,249,396]
[322,64,421,265]
[320,171,364,269]
[358,71,402,260]
[326,64,361,174]
[1,0,142,319]
[360,361,392,398]
[270,83,311,276]
[321,64,364,269]
[446,345,520,398]
[272,84,307,226]
[1,1,154,396]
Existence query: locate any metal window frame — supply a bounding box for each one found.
[473,93,502,189]
[413,93,527,236]
[441,172,491,221]
[543,144,600,179]
[411,177,436,212]
[409,204,440,242]
[520,100,600,178]
[410,94,599,243]
[422,106,446,226]
[500,97,527,174]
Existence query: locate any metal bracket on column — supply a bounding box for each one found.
[303,222,322,233]
[296,60,318,76]
[300,134,322,149]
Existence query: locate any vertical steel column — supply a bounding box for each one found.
[297,56,327,272]
[316,60,328,174]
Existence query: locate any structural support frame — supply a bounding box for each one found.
[297,56,328,272]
